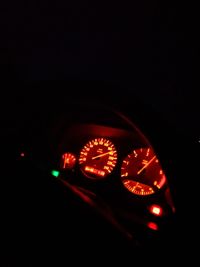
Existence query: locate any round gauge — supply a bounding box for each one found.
[121,148,166,196]
[79,138,117,179]
[61,153,76,169]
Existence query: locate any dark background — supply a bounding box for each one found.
[0,1,198,138]
[0,1,199,263]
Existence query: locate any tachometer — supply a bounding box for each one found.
[121,148,166,196]
[79,138,117,179]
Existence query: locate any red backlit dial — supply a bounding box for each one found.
[79,138,117,179]
[121,148,166,196]
[61,153,76,169]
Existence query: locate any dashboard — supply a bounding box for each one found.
[1,94,181,264]
[39,117,175,242]
[0,0,194,260]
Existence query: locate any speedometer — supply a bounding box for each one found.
[79,138,117,179]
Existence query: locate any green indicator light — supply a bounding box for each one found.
[51,170,60,177]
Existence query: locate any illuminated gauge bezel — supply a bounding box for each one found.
[121,147,166,196]
[79,138,117,179]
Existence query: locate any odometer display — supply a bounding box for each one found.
[79,138,117,179]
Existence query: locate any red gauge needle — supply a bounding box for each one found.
[137,156,156,175]
[92,151,113,160]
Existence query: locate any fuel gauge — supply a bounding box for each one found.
[61,153,76,169]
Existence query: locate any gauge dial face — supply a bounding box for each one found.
[79,138,117,179]
[121,148,166,196]
[61,153,76,169]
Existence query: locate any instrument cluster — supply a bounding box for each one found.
[56,124,167,197]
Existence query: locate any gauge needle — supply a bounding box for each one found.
[92,151,112,160]
[137,156,156,175]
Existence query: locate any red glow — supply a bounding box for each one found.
[147,222,159,231]
[158,175,166,188]
[61,153,76,169]
[20,152,25,157]
[149,204,163,216]
[85,166,105,177]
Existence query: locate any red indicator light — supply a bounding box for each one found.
[147,222,159,231]
[149,204,163,216]
[20,152,25,157]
